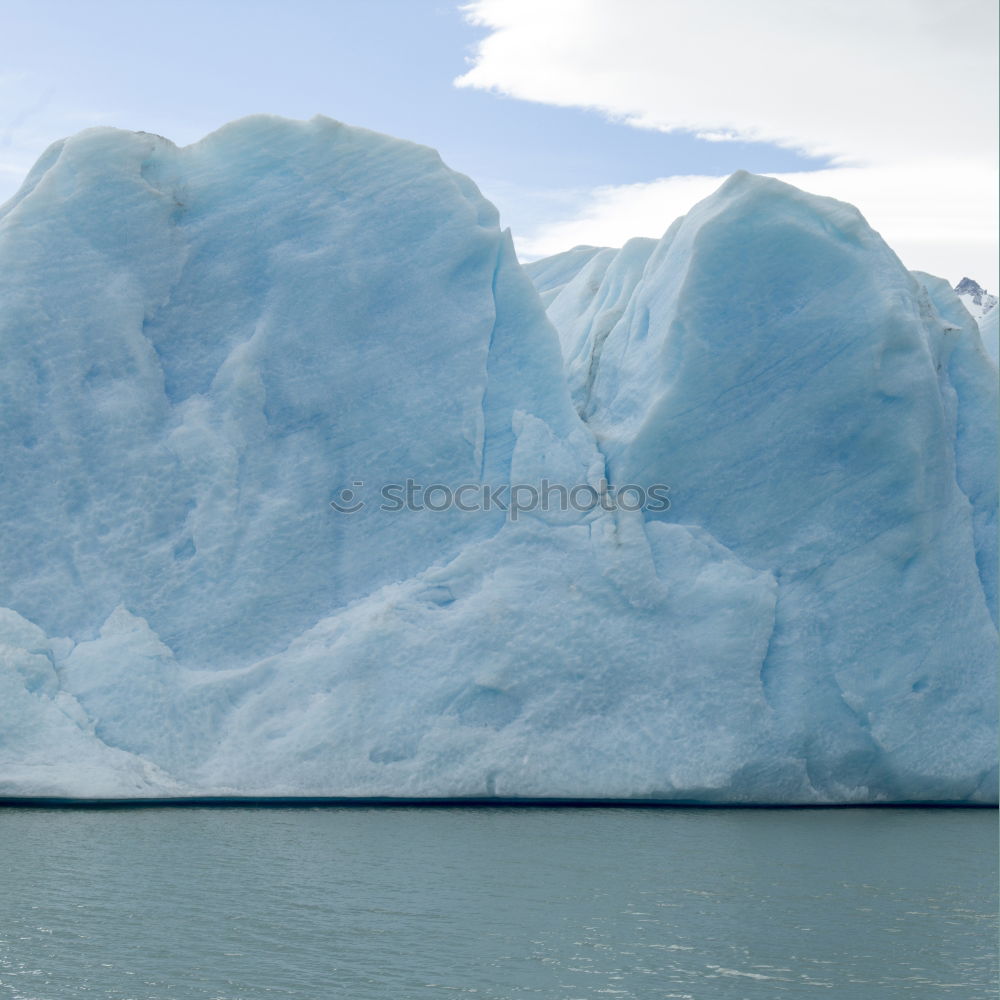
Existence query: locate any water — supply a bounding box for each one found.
[0,806,994,999]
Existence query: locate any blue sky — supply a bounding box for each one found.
[1,0,995,279]
[1,0,825,237]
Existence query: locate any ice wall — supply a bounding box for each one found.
[0,123,995,802]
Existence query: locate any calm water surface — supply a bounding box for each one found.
[0,806,995,999]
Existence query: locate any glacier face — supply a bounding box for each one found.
[0,116,586,665]
[0,119,995,803]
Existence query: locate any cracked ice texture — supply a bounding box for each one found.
[0,119,995,802]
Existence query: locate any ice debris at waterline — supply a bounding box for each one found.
[0,115,995,803]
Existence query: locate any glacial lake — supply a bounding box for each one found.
[0,806,994,999]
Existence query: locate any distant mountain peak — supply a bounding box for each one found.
[954,276,998,319]
[955,276,984,295]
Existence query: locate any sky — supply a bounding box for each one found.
[1,0,996,283]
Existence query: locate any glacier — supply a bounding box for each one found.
[0,116,995,803]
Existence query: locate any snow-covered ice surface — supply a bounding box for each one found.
[979,304,1000,365]
[955,276,998,321]
[0,119,995,802]
[954,277,999,364]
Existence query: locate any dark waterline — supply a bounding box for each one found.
[0,796,995,808]
[0,806,995,999]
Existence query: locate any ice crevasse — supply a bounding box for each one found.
[0,115,995,803]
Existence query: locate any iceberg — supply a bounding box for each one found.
[0,118,995,803]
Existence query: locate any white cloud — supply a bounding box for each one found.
[458,0,999,284]
[457,0,997,165]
